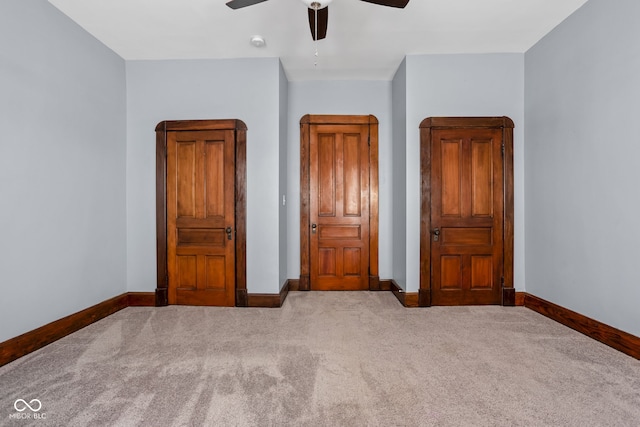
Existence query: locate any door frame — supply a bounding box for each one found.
[419,117,515,306]
[299,114,380,291]
[155,119,248,307]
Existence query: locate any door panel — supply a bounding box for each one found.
[310,124,370,290]
[430,128,503,305]
[441,140,462,217]
[167,130,235,306]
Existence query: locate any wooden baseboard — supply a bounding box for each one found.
[515,292,526,306]
[0,293,130,367]
[502,287,516,306]
[524,294,640,360]
[155,288,168,306]
[288,279,300,291]
[128,292,156,306]
[245,280,291,308]
[383,280,420,307]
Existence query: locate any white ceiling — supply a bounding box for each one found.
[47,0,588,81]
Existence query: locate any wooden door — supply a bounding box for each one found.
[420,117,515,306]
[300,115,379,292]
[166,129,236,306]
[310,123,370,290]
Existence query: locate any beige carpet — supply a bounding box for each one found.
[1,291,639,426]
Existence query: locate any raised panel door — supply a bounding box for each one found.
[167,130,235,306]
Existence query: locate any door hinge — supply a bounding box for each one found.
[501,142,505,156]
[501,276,505,287]
[368,135,371,147]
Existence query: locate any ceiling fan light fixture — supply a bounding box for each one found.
[301,0,333,9]
[250,35,266,47]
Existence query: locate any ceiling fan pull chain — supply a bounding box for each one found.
[314,5,318,67]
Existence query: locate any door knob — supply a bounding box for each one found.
[226,227,233,240]
[433,227,440,242]
[312,223,317,234]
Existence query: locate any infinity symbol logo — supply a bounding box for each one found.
[14,399,42,412]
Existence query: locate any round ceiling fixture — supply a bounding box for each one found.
[250,35,266,48]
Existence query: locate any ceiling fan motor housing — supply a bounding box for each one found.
[302,0,333,9]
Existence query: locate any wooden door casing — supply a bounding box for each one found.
[420,117,515,306]
[300,115,379,292]
[156,120,247,307]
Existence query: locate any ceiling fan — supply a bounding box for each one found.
[225,0,410,41]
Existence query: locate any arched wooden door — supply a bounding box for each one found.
[300,115,379,291]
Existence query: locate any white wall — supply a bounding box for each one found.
[286,81,393,280]
[525,0,640,336]
[391,60,407,288]
[126,58,283,295]
[404,54,526,293]
[0,0,127,342]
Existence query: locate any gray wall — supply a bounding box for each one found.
[286,81,393,280]
[0,0,126,341]
[402,54,526,292]
[391,59,407,288]
[279,62,289,289]
[6,0,639,344]
[126,58,283,295]
[525,0,640,336]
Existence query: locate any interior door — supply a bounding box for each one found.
[310,123,370,290]
[166,130,236,306]
[429,127,504,305]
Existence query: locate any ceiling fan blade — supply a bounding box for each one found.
[226,0,269,10]
[308,6,328,40]
[359,0,409,8]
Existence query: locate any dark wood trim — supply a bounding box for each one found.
[156,119,247,132]
[515,292,526,306]
[155,119,247,307]
[368,115,380,291]
[155,287,168,307]
[387,280,420,308]
[418,289,431,307]
[419,122,432,306]
[288,279,301,291]
[299,117,311,291]
[234,123,248,301]
[245,280,291,308]
[155,121,168,306]
[378,279,392,291]
[0,294,129,367]
[299,114,380,291]
[236,289,248,307]
[524,294,640,360]
[280,280,291,305]
[300,115,374,125]
[420,117,515,129]
[404,293,420,308]
[502,287,516,307]
[502,117,515,306]
[128,292,155,307]
[419,117,515,306]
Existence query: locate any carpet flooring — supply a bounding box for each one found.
[1,291,639,426]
